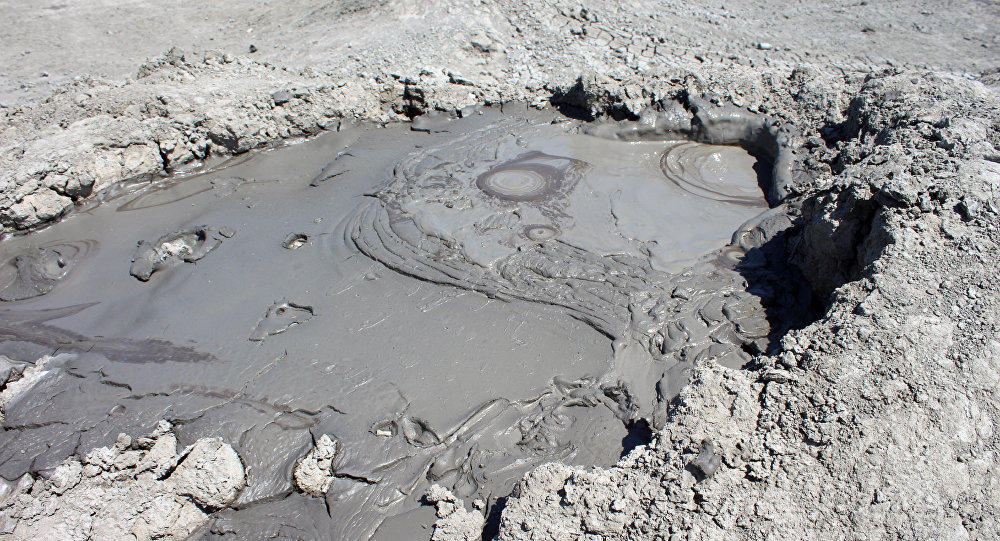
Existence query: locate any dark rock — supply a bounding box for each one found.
[689,440,721,479]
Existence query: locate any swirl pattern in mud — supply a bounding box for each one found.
[476,151,586,203]
[349,108,802,435]
[659,141,768,207]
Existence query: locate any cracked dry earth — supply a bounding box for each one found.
[1,1,1000,540]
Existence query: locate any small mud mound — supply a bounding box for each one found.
[249,300,314,341]
[475,151,586,203]
[522,224,559,242]
[0,241,95,301]
[129,226,232,281]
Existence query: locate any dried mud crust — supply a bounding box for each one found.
[0,2,997,541]
[0,420,244,540]
[0,0,997,234]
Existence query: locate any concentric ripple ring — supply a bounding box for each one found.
[660,141,767,207]
[523,224,559,241]
[476,163,561,202]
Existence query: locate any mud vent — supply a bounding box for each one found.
[0,99,834,541]
[351,97,818,459]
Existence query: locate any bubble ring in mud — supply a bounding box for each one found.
[475,163,561,202]
[659,141,767,207]
[522,224,559,242]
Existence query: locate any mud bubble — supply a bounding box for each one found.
[522,224,559,242]
[475,151,587,203]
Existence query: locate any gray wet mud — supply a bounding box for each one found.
[0,102,805,539]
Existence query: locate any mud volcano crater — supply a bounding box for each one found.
[0,100,815,540]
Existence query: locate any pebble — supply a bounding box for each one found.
[271,90,294,105]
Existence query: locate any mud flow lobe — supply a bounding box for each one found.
[351,109,789,440]
[0,104,805,540]
[345,104,806,538]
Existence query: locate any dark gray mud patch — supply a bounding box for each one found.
[620,418,653,458]
[688,439,721,480]
[129,226,229,281]
[0,305,215,364]
[481,495,509,541]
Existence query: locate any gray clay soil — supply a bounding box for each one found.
[1,1,999,540]
[0,103,804,539]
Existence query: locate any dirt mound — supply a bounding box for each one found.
[0,421,244,539]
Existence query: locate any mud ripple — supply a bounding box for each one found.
[659,141,767,207]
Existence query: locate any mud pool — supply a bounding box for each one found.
[0,104,802,539]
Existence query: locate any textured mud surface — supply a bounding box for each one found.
[0,105,797,538]
[1,1,999,540]
[351,104,806,437]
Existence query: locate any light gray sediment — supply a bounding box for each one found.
[0,420,244,539]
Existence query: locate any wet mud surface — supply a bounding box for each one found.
[0,105,805,539]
